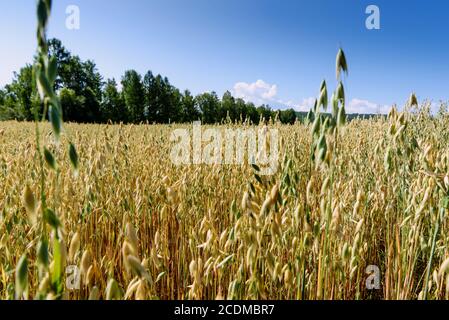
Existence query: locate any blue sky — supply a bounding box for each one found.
[1,0,448,113]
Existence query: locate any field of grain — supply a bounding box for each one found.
[1,105,449,300]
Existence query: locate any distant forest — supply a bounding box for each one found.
[0,39,310,125]
[0,39,381,125]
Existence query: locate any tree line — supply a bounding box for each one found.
[0,39,298,125]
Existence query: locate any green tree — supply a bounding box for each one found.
[83,87,102,123]
[168,86,182,123]
[180,90,199,122]
[221,91,236,122]
[101,79,127,123]
[47,38,71,91]
[0,89,5,106]
[0,89,22,120]
[196,92,220,124]
[143,72,181,123]
[245,102,259,124]
[234,98,247,122]
[257,105,274,123]
[2,65,40,121]
[59,88,84,122]
[59,87,100,123]
[47,39,104,123]
[280,108,297,124]
[143,71,156,122]
[122,70,145,123]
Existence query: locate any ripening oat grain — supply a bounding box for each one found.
[1,0,448,300]
[1,104,449,300]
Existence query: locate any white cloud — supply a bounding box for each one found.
[233,80,278,105]
[287,98,390,114]
[232,80,315,112]
[347,98,389,114]
[293,97,316,112]
[232,80,389,115]
[291,98,390,114]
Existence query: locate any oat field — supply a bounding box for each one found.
[1,104,449,300]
